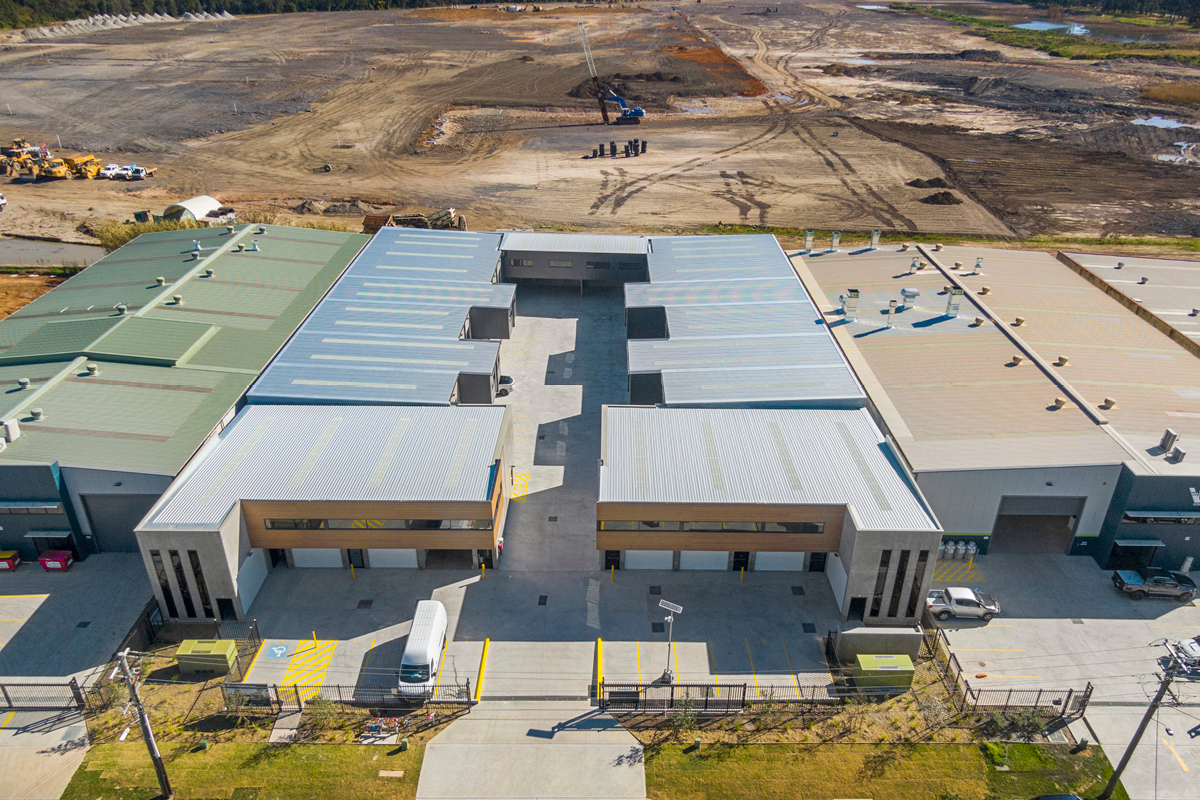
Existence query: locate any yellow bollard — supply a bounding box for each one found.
[740,567,745,583]
[610,565,614,582]
[474,638,490,702]
[481,563,486,581]
[350,563,355,581]
[312,631,316,640]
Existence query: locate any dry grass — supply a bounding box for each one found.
[1141,81,1200,106]
[0,273,66,318]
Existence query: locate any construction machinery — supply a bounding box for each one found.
[62,154,100,178]
[577,23,645,126]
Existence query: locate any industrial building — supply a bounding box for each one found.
[0,225,369,561]
[800,245,1200,574]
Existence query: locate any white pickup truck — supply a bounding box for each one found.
[927,587,1000,622]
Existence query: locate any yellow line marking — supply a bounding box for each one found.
[708,640,718,684]
[1151,626,1200,629]
[280,640,337,700]
[782,638,799,690]
[672,641,679,681]
[0,595,48,598]
[1,711,13,729]
[511,472,530,502]
[363,638,377,670]
[954,648,1026,652]
[976,674,1043,679]
[433,636,449,693]
[636,641,642,684]
[475,638,489,702]
[1163,738,1190,772]
[0,619,28,622]
[244,642,266,680]
[745,638,760,698]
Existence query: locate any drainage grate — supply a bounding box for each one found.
[791,586,805,596]
[538,435,546,440]
[802,623,816,634]
[77,621,90,628]
[649,586,661,595]
[1071,618,1084,625]
[547,370,555,375]
[651,622,665,633]
[548,516,558,522]
[538,595,548,606]
[358,599,374,610]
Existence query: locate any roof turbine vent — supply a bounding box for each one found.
[1055,356,1069,366]
[1101,397,1117,410]
[17,377,30,389]
[1052,397,1066,409]
[172,294,184,305]
[156,276,166,286]
[116,303,127,315]
[30,408,44,421]
[86,363,99,376]
[1009,354,1024,366]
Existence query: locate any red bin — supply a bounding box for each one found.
[0,550,20,570]
[38,550,74,571]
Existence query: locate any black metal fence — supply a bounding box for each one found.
[0,678,89,712]
[600,683,747,713]
[221,680,474,714]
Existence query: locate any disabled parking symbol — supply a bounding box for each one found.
[264,643,293,659]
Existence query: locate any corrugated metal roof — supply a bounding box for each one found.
[143,404,507,528]
[249,229,510,406]
[0,225,370,474]
[628,234,864,407]
[1062,252,1200,346]
[600,406,939,531]
[501,231,649,255]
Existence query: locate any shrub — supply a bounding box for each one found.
[95,219,205,252]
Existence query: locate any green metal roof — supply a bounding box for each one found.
[0,225,369,474]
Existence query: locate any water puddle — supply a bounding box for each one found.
[1132,116,1196,129]
[1014,20,1090,35]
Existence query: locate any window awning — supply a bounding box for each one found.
[24,530,72,539]
[1113,538,1166,548]
[1123,511,1199,519]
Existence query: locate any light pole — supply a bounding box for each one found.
[659,599,683,684]
[117,648,173,800]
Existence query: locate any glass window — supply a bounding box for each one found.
[599,521,635,530]
[870,550,891,618]
[586,261,611,269]
[1122,514,1197,524]
[169,550,196,618]
[188,550,214,619]
[888,550,910,617]
[548,260,573,268]
[618,262,641,270]
[265,519,326,530]
[400,664,430,683]
[509,258,532,267]
[904,550,929,617]
[721,521,758,532]
[761,522,825,533]
[150,550,178,618]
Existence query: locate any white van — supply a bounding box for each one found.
[398,600,448,696]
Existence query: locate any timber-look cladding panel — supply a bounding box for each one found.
[243,500,497,550]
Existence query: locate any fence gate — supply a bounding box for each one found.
[0,679,87,712]
[599,683,746,713]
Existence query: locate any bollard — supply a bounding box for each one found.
[481,563,486,581]
[351,564,355,581]
[694,736,701,750]
[740,567,745,583]
[611,565,615,582]
[400,737,409,752]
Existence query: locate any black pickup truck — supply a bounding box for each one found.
[1112,567,1196,602]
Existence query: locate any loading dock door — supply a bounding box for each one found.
[82,493,161,553]
[990,496,1086,554]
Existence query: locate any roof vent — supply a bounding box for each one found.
[1191,308,1199,317]
[1138,276,1149,285]
[256,226,268,235]
[226,225,235,234]
[900,243,910,252]
[155,276,166,286]
[192,239,202,252]
[17,377,30,389]
[172,294,184,305]
[1052,397,1066,409]
[85,363,99,376]
[1014,316,1026,326]
[830,231,841,252]
[917,261,927,270]
[887,299,897,329]
[973,257,983,274]
[2,419,19,443]
[869,230,880,250]
[933,243,943,251]
[1160,429,1179,452]
[250,240,260,252]
[980,286,991,295]
[116,303,127,315]
[30,408,43,421]
[1115,261,1124,270]
[839,289,859,321]
[1009,355,1024,366]
[1173,446,1187,463]
[952,261,963,270]
[1101,397,1117,409]
[1055,356,1069,366]
[972,317,985,327]
[909,258,918,274]
[204,268,214,278]
[900,287,920,309]
[945,287,964,318]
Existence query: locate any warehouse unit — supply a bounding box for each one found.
[598,406,941,624]
[0,225,369,561]
[136,404,512,620]
[247,228,513,406]
[800,245,1200,572]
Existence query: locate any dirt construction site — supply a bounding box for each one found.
[0,0,1199,243]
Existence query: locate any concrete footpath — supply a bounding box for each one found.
[416,701,645,800]
[0,710,89,800]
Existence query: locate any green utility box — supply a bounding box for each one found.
[853,653,914,690]
[176,639,238,677]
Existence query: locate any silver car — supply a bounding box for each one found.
[927,586,1000,622]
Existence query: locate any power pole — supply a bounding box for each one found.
[117,648,173,800]
[1095,659,1178,800]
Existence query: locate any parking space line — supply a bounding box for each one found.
[954,648,1026,652]
[708,640,719,684]
[244,642,266,679]
[672,641,679,680]
[636,641,642,684]
[1,711,13,729]
[1163,738,1190,772]
[281,640,337,698]
[745,638,760,698]
[434,636,449,692]
[978,674,1042,679]
[781,638,799,690]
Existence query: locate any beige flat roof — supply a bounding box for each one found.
[797,246,1142,473]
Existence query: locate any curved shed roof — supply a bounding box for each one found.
[163,195,222,221]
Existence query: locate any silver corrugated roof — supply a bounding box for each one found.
[600,406,939,531]
[628,235,864,407]
[143,404,507,528]
[249,229,511,406]
[501,231,648,255]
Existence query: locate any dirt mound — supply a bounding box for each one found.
[907,178,951,189]
[919,191,963,206]
[864,49,1007,62]
[323,200,381,216]
[293,199,327,215]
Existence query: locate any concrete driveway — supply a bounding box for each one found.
[938,553,1200,799]
[0,710,88,800]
